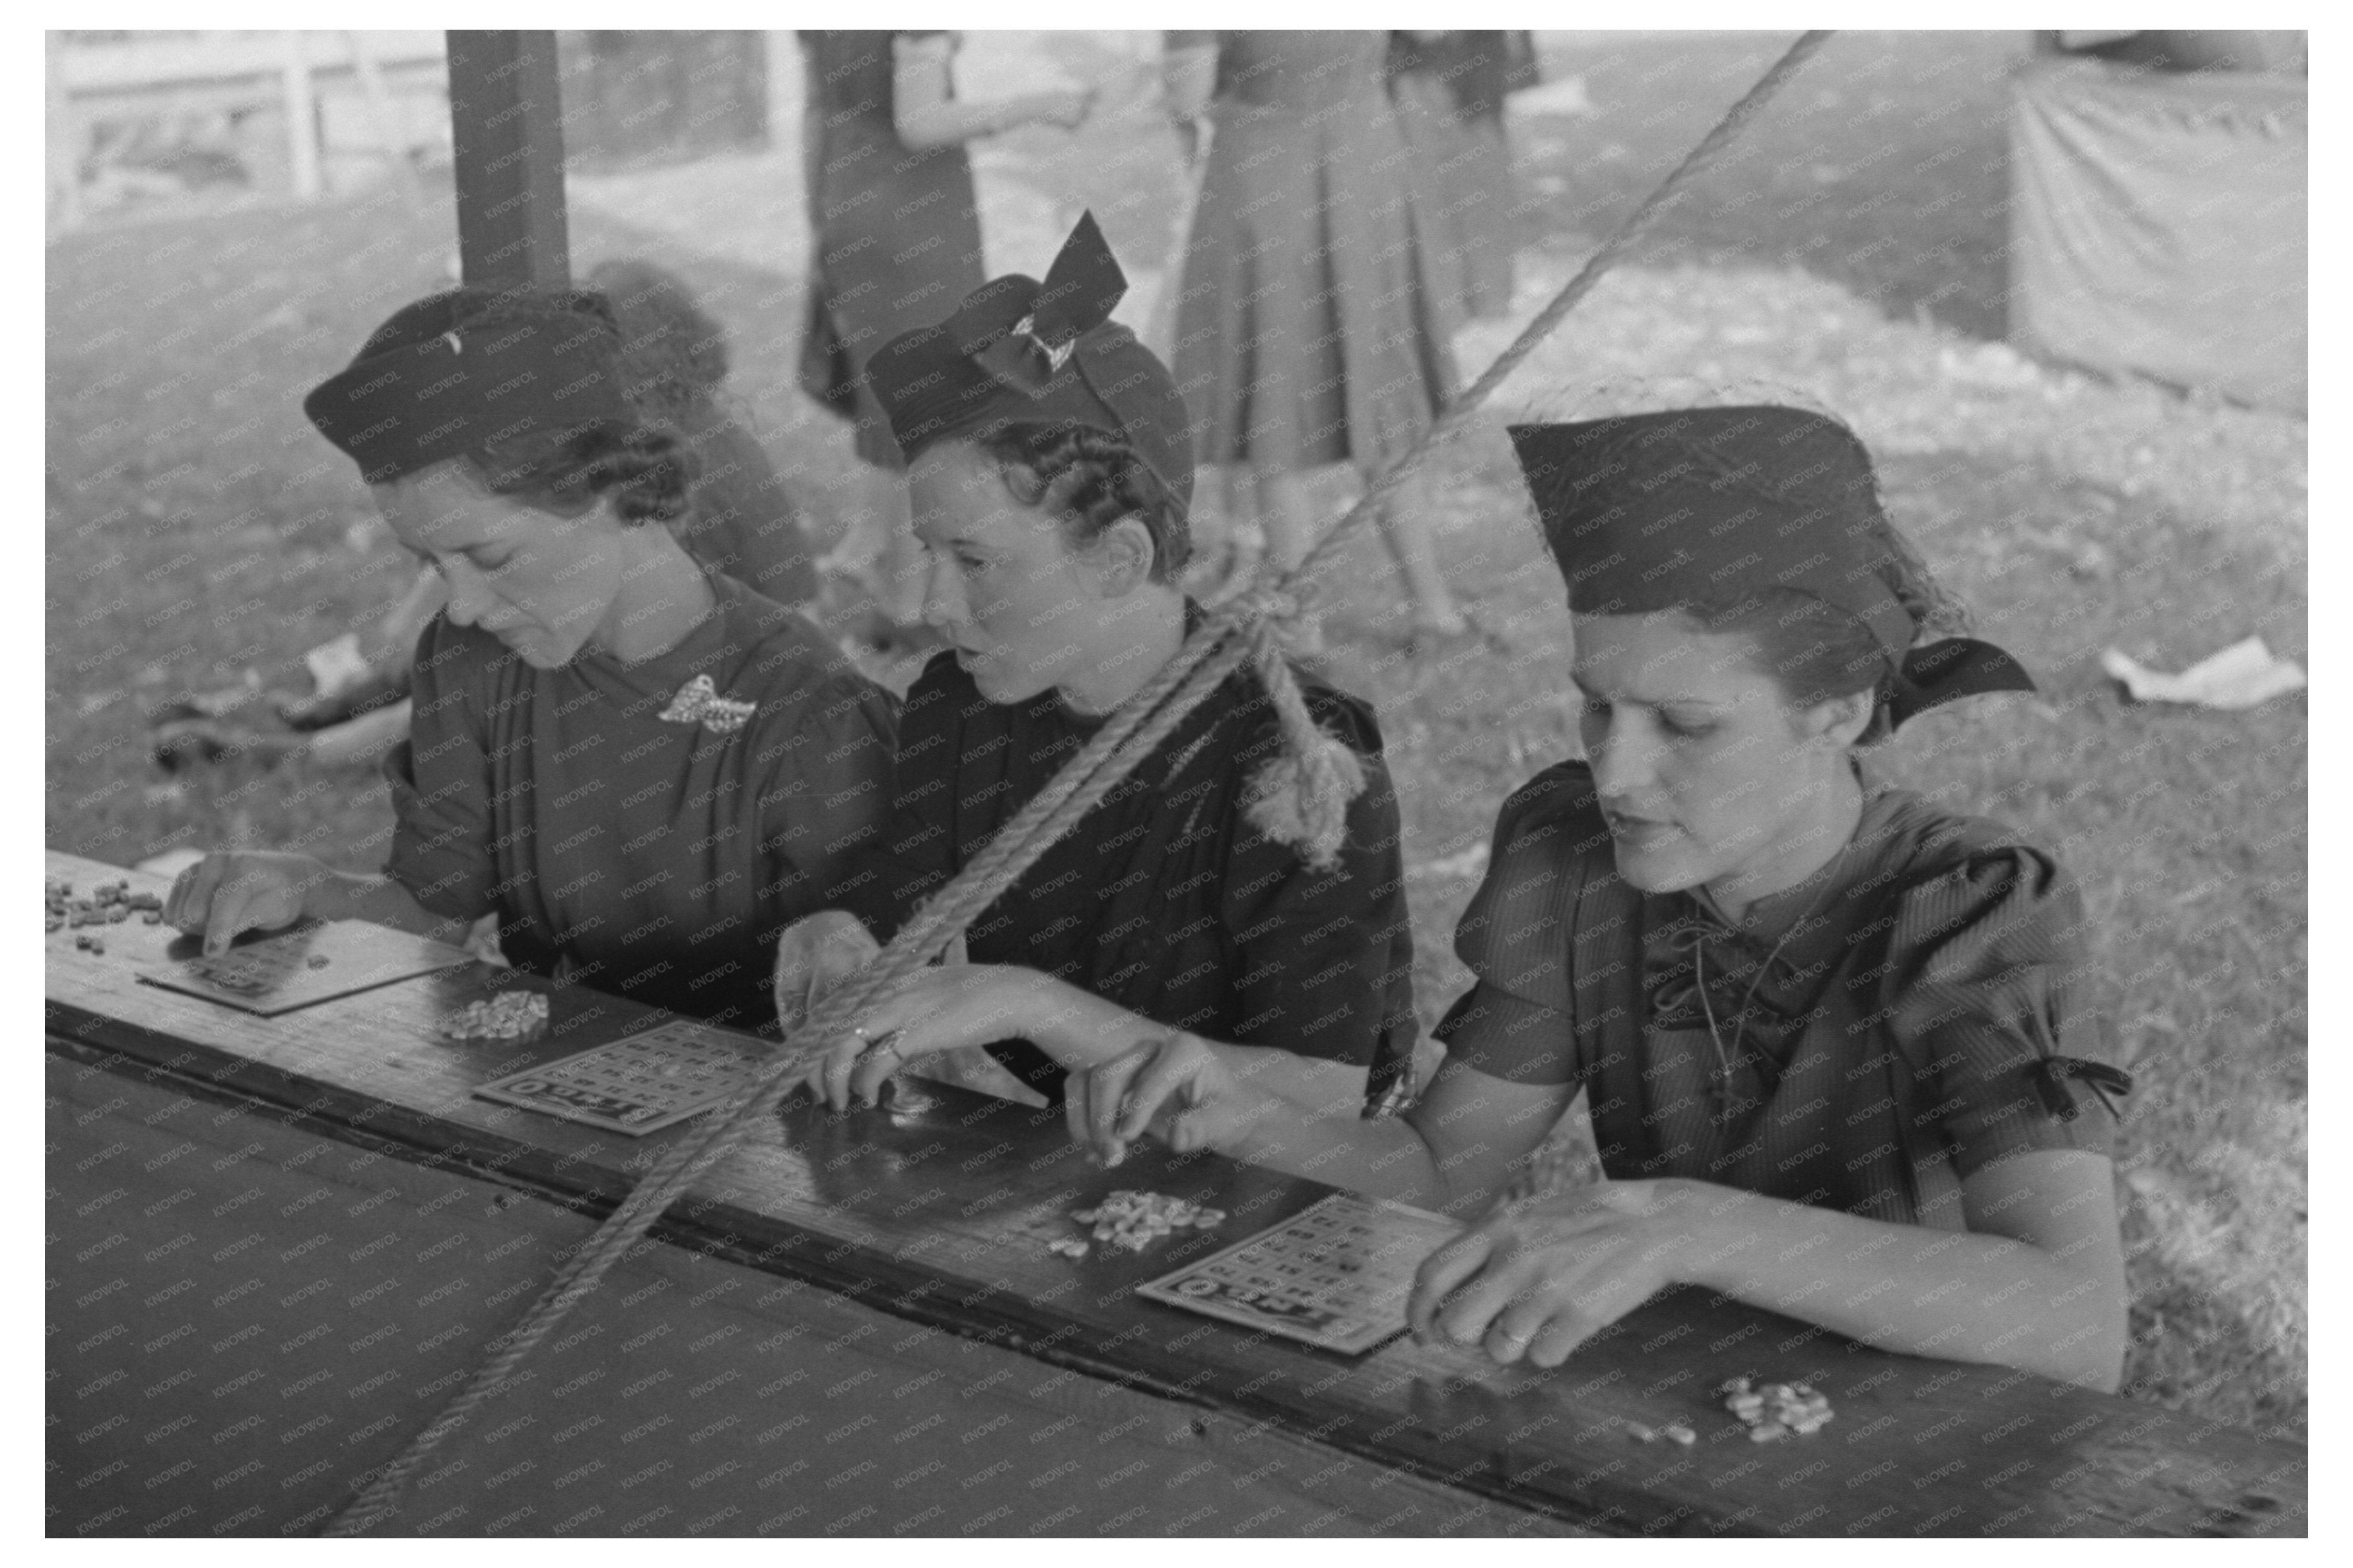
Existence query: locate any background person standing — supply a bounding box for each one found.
[1387,30,1538,325]
[798,30,1091,642]
[1162,30,1471,656]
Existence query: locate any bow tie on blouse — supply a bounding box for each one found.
[659,674,756,734]
[1649,912,2134,1124]
[1644,915,1816,1063]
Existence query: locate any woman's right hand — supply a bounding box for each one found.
[1025,87,1095,132]
[164,851,322,956]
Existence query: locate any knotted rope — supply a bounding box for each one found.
[323,31,1830,1535]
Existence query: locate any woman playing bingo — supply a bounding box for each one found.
[999,407,2133,1389]
[168,287,895,1032]
[783,214,1419,1129]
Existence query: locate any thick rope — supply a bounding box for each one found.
[323,32,1829,1536]
[1241,622,1366,873]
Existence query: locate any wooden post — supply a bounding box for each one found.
[282,30,321,200]
[445,30,570,290]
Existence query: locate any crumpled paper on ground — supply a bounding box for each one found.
[301,633,373,702]
[2100,635,2306,710]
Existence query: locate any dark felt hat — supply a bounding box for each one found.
[863,212,1194,512]
[303,291,634,484]
[1508,406,2035,727]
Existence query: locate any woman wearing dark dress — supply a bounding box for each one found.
[152,262,823,774]
[798,30,1091,628]
[790,216,1419,1131]
[1387,31,1535,323]
[1063,407,2133,1389]
[167,287,896,1033]
[1160,30,1468,652]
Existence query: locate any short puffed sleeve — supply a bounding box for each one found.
[381,617,499,923]
[1432,762,1618,1087]
[1882,842,2121,1179]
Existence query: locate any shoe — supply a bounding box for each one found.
[1406,619,1477,661]
[1407,608,1510,662]
[151,719,299,774]
[152,719,229,772]
[147,680,280,727]
[276,672,409,733]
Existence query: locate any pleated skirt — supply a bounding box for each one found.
[1170,90,1460,470]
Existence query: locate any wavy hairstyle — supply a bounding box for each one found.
[966,421,1192,582]
[1685,527,1972,745]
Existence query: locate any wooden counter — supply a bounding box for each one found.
[45,851,2306,1537]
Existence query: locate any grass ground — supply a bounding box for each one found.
[45,32,2304,1438]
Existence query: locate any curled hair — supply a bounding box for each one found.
[466,421,697,526]
[968,422,1191,582]
[586,258,730,422]
[389,286,698,524]
[1684,526,1969,746]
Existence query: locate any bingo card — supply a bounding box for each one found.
[472,1017,785,1135]
[1137,1191,1463,1355]
[136,921,473,1016]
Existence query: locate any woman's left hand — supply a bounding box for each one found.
[814,964,1045,1111]
[1408,1180,1712,1368]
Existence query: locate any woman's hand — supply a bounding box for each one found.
[1063,1031,1265,1166]
[1021,87,1095,132]
[812,963,1047,1112]
[1408,1180,1710,1368]
[164,851,323,956]
[772,910,880,1038]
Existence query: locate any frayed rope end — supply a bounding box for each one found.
[1242,630,1366,873]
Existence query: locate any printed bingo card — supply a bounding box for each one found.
[472,1017,785,1135]
[1138,1192,1463,1355]
[136,921,472,1016]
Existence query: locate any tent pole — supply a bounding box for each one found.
[446,30,571,289]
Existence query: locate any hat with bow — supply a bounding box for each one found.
[863,212,1194,512]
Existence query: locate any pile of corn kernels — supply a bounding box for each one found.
[440,991,550,1043]
[50,878,161,953]
[1721,1376,1833,1441]
[1064,1190,1227,1255]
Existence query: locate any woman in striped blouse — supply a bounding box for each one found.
[1062,406,2133,1389]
